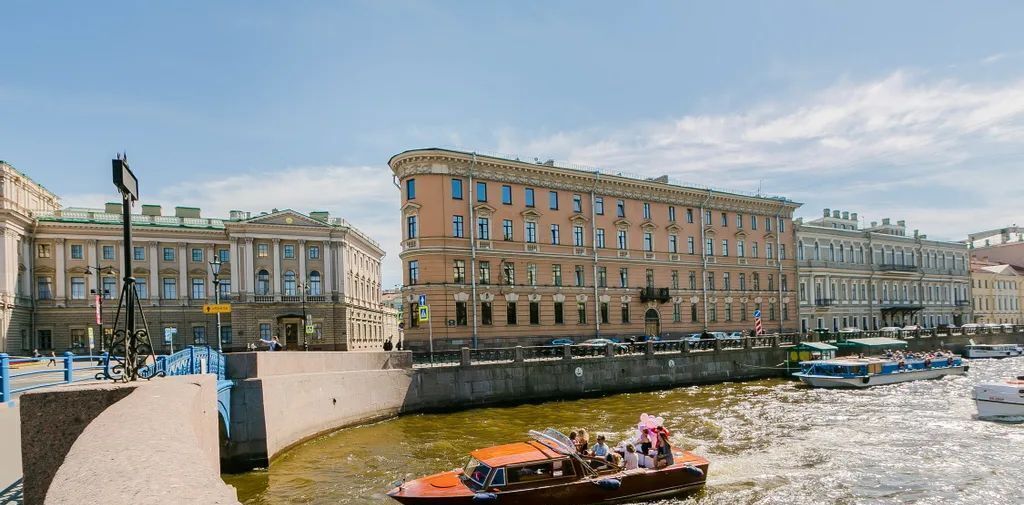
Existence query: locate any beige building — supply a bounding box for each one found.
[0,160,387,354]
[970,260,1022,324]
[967,225,1024,249]
[390,148,802,351]
[795,209,972,331]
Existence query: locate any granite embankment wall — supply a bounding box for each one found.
[20,375,238,505]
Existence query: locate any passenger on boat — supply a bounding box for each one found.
[623,444,639,470]
[578,429,590,453]
[655,427,674,468]
[568,431,580,452]
[638,428,653,455]
[591,435,610,459]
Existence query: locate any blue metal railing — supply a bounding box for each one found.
[0,352,110,404]
[140,346,226,380]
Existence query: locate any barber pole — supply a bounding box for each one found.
[754,309,764,335]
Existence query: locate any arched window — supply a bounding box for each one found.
[829,243,835,261]
[309,271,322,296]
[284,271,296,296]
[813,242,820,260]
[798,240,804,260]
[256,270,270,295]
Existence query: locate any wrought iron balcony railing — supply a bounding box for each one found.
[639,287,671,303]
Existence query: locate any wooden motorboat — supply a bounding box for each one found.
[386,428,708,505]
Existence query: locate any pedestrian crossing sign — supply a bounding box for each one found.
[418,305,430,322]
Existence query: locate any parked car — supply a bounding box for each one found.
[637,335,661,342]
[879,326,902,335]
[709,332,732,340]
[549,338,574,346]
[578,338,628,350]
[725,332,745,339]
[902,325,922,331]
[683,333,703,342]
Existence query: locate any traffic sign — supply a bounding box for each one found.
[163,327,177,345]
[418,305,430,322]
[202,303,232,314]
[87,327,95,350]
[753,309,762,319]
[418,294,426,306]
[305,325,315,334]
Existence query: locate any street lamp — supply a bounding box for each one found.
[209,257,223,353]
[85,266,115,354]
[298,279,310,351]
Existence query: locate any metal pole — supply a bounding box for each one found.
[214,278,222,353]
[301,282,308,351]
[121,192,137,376]
[428,304,434,362]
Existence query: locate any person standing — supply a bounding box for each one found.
[47,351,57,367]
[383,337,393,351]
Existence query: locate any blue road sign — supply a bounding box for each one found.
[753,309,762,318]
[418,294,426,306]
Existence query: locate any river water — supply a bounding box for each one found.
[223,357,1024,505]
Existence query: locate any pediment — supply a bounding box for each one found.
[640,220,658,231]
[245,209,333,227]
[188,268,208,276]
[569,213,589,224]
[665,223,681,232]
[132,266,150,274]
[159,268,179,275]
[34,265,56,274]
[614,219,632,229]
[521,209,542,219]
[474,203,497,216]
[401,202,421,216]
[763,232,777,240]
[734,230,748,239]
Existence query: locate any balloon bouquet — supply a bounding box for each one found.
[633,413,672,464]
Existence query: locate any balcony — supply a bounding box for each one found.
[877,264,919,272]
[814,298,836,307]
[639,287,671,303]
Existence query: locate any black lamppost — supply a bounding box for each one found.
[85,265,114,353]
[210,257,223,352]
[298,278,310,351]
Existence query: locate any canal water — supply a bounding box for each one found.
[224,357,1024,504]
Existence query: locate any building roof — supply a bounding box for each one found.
[470,441,561,467]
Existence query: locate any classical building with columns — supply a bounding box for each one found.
[795,209,972,332]
[390,148,802,351]
[0,160,386,354]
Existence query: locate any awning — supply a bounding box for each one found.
[794,342,839,351]
[843,337,907,349]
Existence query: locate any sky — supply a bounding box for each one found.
[2,1,1024,288]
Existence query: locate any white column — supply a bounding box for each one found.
[298,240,307,287]
[337,241,346,301]
[244,238,255,296]
[86,240,97,295]
[149,242,159,303]
[272,238,281,300]
[229,239,240,295]
[55,238,66,300]
[178,242,187,302]
[323,240,333,296]
[21,238,32,297]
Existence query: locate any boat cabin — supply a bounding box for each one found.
[787,342,838,366]
[798,358,886,378]
[462,440,622,492]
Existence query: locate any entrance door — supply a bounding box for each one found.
[644,309,660,337]
[284,323,298,349]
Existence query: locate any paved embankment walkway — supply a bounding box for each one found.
[0,402,21,504]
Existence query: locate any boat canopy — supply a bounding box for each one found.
[528,428,575,456]
[794,342,839,351]
[840,337,907,350]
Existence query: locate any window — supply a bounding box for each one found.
[477,217,490,240]
[705,238,714,256]
[71,244,83,259]
[645,269,654,288]
[476,182,487,202]
[621,303,630,323]
[501,185,512,205]
[256,244,268,258]
[669,235,678,253]
[192,248,204,262]
[739,273,746,291]
[673,303,681,323]
[456,302,468,326]
[283,271,296,296]
[406,179,416,199]
[737,214,744,228]
[668,206,676,222]
[525,188,535,207]
[616,200,625,217]
[643,232,653,252]
[780,244,786,260]
[573,194,582,213]
[600,302,609,324]
[721,212,728,226]
[578,302,587,324]
[597,267,607,287]
[102,245,115,260]
[751,215,758,230]
[703,209,712,224]
[765,217,772,232]
[408,261,419,285]
[527,263,537,286]
[778,217,785,232]
[725,303,733,321]
[133,247,145,260]
[686,208,694,223]
[259,323,272,341]
[687,236,695,254]
[507,302,518,325]
[503,219,514,241]
[708,303,717,322]
[689,271,696,290]
[723,272,731,291]
[37,276,53,300]
[549,191,559,210]
[573,226,584,247]
[767,243,774,260]
[70,328,86,349]
[38,243,51,258]
[220,249,231,262]
[479,261,490,285]
[752,242,759,258]
[284,245,295,259]
[596,229,606,248]
[595,197,604,215]
[768,274,775,291]
[753,273,760,291]
[706,272,715,291]
[192,326,207,345]
[162,278,177,299]
[71,277,85,299]
[691,303,699,322]
[452,178,464,199]
[554,302,564,324]
[671,270,679,289]
[453,260,466,283]
[308,271,322,295]
[481,302,493,325]
[550,224,560,245]
[525,222,536,243]
[529,302,540,325]
[102,277,116,299]
[617,230,627,250]
[406,216,418,239]
[737,240,745,257]
[136,278,148,299]
[619,268,629,288]
[191,278,206,299]
[643,203,651,220]
[452,215,465,237]
[574,265,584,287]
[256,270,270,294]
[721,239,729,257]
[503,262,515,284]
[552,264,562,286]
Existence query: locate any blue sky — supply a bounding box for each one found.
[3,1,1024,287]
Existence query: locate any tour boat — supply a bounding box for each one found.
[974,376,1024,422]
[793,356,967,388]
[963,342,1023,359]
[386,428,708,505]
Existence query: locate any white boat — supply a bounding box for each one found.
[793,356,968,389]
[963,343,1022,359]
[974,377,1024,422]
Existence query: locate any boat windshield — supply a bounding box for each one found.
[462,457,491,489]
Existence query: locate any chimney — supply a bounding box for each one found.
[141,204,161,217]
[104,202,122,214]
[310,211,330,222]
[871,221,878,227]
[851,212,858,221]
[842,211,849,220]
[897,220,905,227]
[174,206,201,219]
[823,208,831,218]
[229,210,248,220]
[832,210,840,218]
[882,218,891,225]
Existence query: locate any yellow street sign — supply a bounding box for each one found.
[202,303,232,314]
[418,306,430,322]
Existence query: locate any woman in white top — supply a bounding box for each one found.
[623,444,639,470]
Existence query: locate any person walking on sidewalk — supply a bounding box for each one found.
[47,351,57,367]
